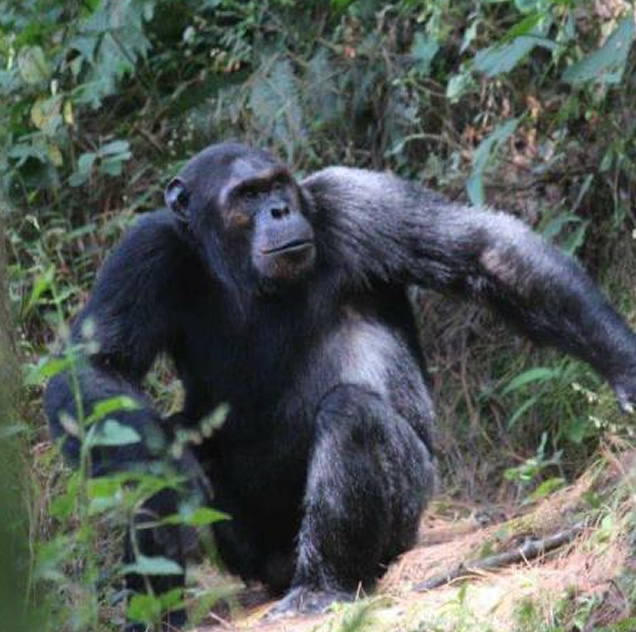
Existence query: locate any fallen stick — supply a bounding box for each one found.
[414,522,586,592]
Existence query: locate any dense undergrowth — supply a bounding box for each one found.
[1,0,636,629]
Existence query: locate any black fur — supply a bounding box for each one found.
[45,143,636,628]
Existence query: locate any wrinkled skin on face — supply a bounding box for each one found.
[165,144,316,290]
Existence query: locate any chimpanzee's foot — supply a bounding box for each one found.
[264,586,354,620]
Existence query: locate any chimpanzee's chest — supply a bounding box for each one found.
[176,285,418,427]
[175,291,322,430]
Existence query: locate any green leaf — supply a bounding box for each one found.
[35,536,73,581]
[86,396,139,424]
[30,96,63,136]
[50,476,79,520]
[467,118,520,206]
[68,34,98,64]
[78,152,97,175]
[87,471,181,511]
[411,32,439,76]
[88,474,126,499]
[541,212,581,242]
[40,356,72,381]
[502,366,560,395]
[506,13,546,40]
[122,555,183,577]
[460,20,479,54]
[563,15,635,85]
[593,617,636,632]
[99,140,130,155]
[127,588,184,625]
[70,152,96,186]
[474,35,555,78]
[161,506,229,527]
[88,495,122,515]
[25,355,72,386]
[99,156,127,176]
[562,220,589,255]
[525,477,565,503]
[0,422,28,439]
[446,70,474,103]
[466,174,485,209]
[330,0,355,11]
[74,0,153,107]
[199,403,229,438]
[159,587,185,612]
[127,593,163,625]
[17,46,50,84]
[514,0,540,12]
[565,416,590,443]
[87,419,141,447]
[7,142,48,166]
[507,395,539,429]
[25,265,55,316]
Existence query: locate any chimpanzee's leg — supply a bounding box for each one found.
[270,384,435,616]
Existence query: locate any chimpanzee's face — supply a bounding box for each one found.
[165,143,316,288]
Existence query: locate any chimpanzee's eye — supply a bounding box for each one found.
[243,188,261,202]
[271,179,289,195]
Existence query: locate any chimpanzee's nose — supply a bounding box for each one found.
[270,203,290,219]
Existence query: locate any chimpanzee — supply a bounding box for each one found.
[45,142,636,629]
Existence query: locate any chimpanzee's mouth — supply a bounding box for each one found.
[263,239,315,255]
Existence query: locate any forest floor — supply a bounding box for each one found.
[192,448,636,632]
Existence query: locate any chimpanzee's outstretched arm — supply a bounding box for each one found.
[304,167,636,409]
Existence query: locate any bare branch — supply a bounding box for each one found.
[414,522,586,592]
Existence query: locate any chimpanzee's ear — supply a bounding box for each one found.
[165,177,189,221]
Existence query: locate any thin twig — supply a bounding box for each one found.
[414,522,585,592]
[204,611,233,629]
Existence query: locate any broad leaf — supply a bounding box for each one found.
[0,422,28,439]
[25,355,72,386]
[411,32,439,76]
[17,46,49,84]
[30,96,63,135]
[475,35,556,78]
[563,16,635,85]
[87,419,141,447]
[122,555,183,576]
[127,594,162,625]
[99,140,131,156]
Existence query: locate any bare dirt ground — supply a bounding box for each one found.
[192,449,636,632]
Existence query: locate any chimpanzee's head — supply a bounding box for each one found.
[165,143,316,292]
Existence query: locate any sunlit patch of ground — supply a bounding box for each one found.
[193,448,636,631]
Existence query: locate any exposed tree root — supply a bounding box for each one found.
[414,521,586,592]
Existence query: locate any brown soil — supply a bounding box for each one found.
[192,450,636,632]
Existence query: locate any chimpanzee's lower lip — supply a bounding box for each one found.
[262,240,315,255]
